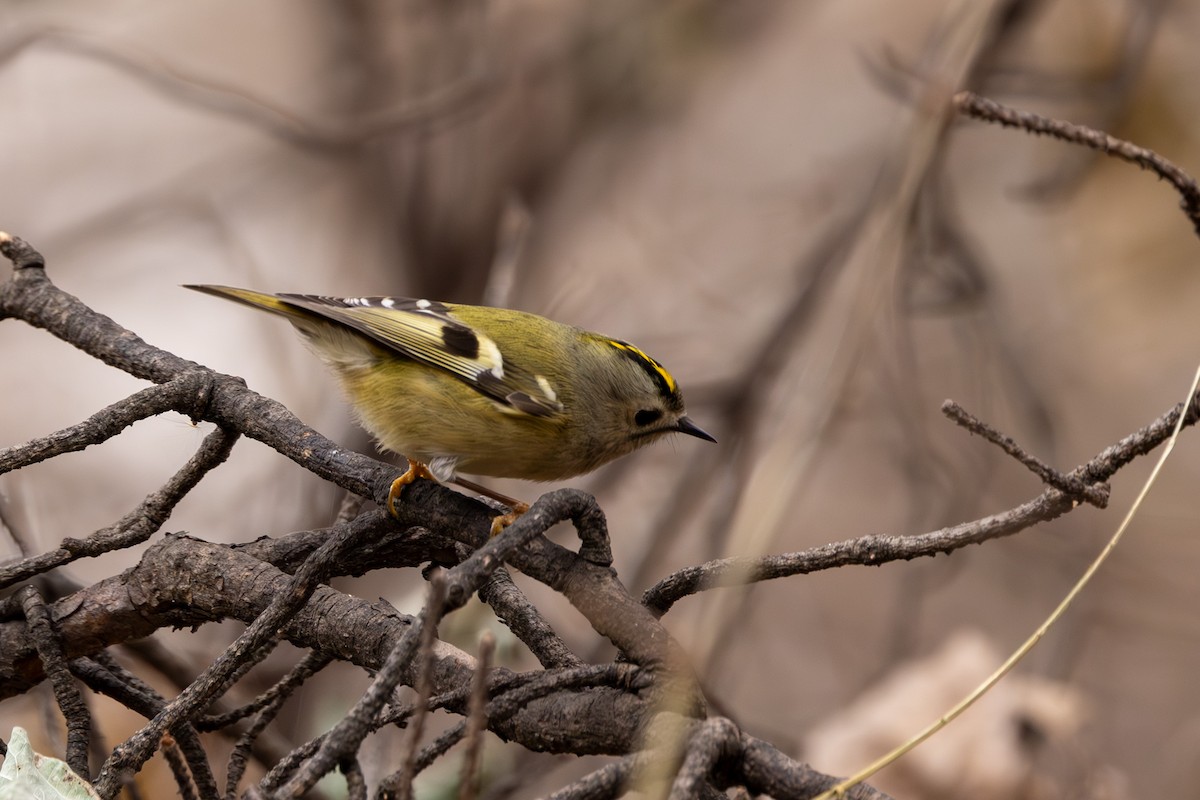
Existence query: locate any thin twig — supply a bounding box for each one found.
[160,733,201,800]
[71,653,219,800]
[0,378,201,474]
[644,385,1200,616]
[954,90,1200,235]
[221,654,334,799]
[814,364,1200,799]
[273,573,447,799]
[477,568,581,669]
[941,399,1108,506]
[389,572,448,800]
[202,651,333,732]
[458,632,495,800]
[20,586,92,778]
[0,27,494,151]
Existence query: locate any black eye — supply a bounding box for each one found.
[634,409,663,427]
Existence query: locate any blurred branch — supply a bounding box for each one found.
[994,0,1168,199]
[0,27,493,151]
[457,632,494,800]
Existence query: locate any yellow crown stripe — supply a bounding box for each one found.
[606,339,678,394]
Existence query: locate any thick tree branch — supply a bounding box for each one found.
[0,522,651,755]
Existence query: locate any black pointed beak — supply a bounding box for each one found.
[674,416,717,443]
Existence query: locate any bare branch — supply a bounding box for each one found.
[219,652,333,799]
[20,586,92,778]
[92,511,388,798]
[69,655,217,799]
[273,574,448,799]
[644,386,1200,617]
[0,27,494,151]
[954,90,1200,235]
[0,423,237,589]
[477,568,582,670]
[941,400,1107,506]
[159,733,201,800]
[457,632,494,800]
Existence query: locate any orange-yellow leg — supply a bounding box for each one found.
[386,459,437,517]
[488,501,531,537]
[452,475,530,537]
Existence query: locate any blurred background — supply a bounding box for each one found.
[1,0,1199,797]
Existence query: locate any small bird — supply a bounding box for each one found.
[186,286,716,527]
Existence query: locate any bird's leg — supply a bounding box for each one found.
[486,504,532,537]
[452,476,531,537]
[386,458,438,517]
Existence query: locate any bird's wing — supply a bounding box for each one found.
[277,294,565,418]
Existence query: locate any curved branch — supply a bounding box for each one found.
[0,27,494,152]
[954,90,1200,235]
[645,389,1200,616]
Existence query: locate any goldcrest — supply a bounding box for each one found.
[186,286,715,516]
